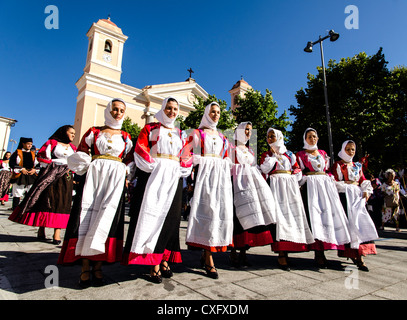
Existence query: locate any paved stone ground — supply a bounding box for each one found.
[1,198,407,303]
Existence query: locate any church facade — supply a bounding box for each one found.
[73,17,251,145]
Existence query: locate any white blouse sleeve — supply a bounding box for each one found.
[260,154,277,174]
[134,152,157,173]
[67,151,91,176]
[360,179,373,195]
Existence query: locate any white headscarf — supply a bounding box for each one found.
[198,102,220,130]
[303,127,318,151]
[104,98,126,129]
[384,168,395,180]
[155,96,179,128]
[338,140,355,163]
[267,128,287,154]
[234,121,251,144]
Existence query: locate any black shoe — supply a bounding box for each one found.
[352,258,369,272]
[52,239,62,245]
[150,269,162,284]
[204,264,219,279]
[160,262,173,278]
[78,271,92,289]
[358,264,369,272]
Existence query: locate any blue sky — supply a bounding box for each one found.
[1,0,406,151]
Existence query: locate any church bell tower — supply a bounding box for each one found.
[84,17,128,83]
[73,17,129,146]
[229,78,252,111]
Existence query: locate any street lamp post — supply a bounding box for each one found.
[9,139,17,153]
[304,30,339,167]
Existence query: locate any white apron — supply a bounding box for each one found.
[76,158,126,256]
[186,156,234,247]
[270,173,314,244]
[129,158,181,254]
[67,132,130,256]
[342,184,378,249]
[232,147,276,229]
[306,174,351,245]
[128,125,189,254]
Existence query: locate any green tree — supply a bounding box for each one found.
[388,65,407,169]
[233,88,291,161]
[177,94,236,131]
[121,116,142,145]
[288,48,404,174]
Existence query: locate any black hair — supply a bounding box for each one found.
[2,152,11,160]
[305,128,317,137]
[49,125,75,144]
[166,98,178,104]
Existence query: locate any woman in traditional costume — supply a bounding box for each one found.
[296,128,350,268]
[260,128,314,270]
[380,169,401,231]
[122,97,191,284]
[9,137,39,210]
[230,122,276,267]
[182,102,233,279]
[8,125,77,244]
[332,140,378,271]
[0,152,12,206]
[58,98,132,288]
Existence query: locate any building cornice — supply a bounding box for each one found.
[86,22,128,42]
[0,116,17,124]
[76,73,205,112]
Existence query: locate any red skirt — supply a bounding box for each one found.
[272,241,309,252]
[187,242,230,253]
[8,163,73,229]
[122,249,182,266]
[232,208,274,249]
[338,242,377,259]
[58,237,123,264]
[9,208,70,229]
[308,240,345,251]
